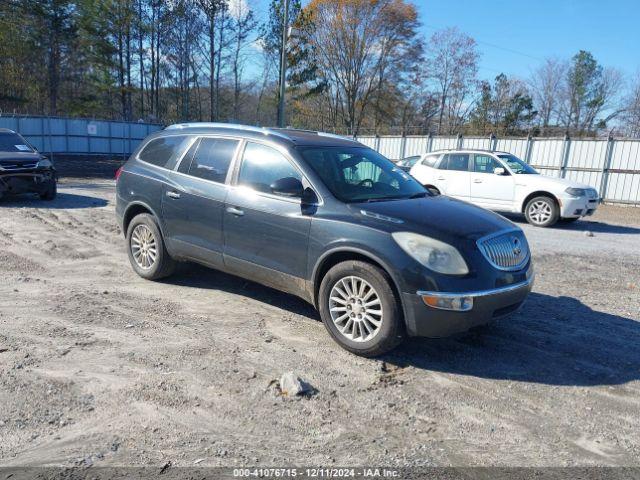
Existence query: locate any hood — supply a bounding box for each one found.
[520,173,595,191]
[350,195,516,244]
[0,152,43,165]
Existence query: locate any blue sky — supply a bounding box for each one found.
[416,0,640,80]
[250,0,640,81]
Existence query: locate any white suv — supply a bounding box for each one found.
[408,149,599,227]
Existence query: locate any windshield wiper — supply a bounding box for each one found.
[363,193,425,203]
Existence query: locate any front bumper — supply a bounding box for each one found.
[0,170,55,195]
[403,275,534,337]
[560,195,599,218]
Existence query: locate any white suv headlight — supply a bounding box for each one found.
[392,232,469,275]
[565,187,586,197]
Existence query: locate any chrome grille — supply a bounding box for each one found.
[477,229,530,271]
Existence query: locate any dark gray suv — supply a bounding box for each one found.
[115,123,533,356]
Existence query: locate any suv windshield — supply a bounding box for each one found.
[299,146,427,203]
[497,154,538,174]
[0,132,35,153]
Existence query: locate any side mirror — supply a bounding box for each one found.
[494,167,506,175]
[270,176,304,197]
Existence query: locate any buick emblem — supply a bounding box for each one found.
[512,237,522,256]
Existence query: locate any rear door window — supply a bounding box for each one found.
[138,136,189,168]
[442,153,470,172]
[184,137,239,184]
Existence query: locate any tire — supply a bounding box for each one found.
[126,213,176,280]
[318,260,404,357]
[39,180,57,201]
[524,195,559,227]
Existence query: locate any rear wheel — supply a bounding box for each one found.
[524,196,559,227]
[126,213,176,280]
[39,180,57,201]
[318,260,404,357]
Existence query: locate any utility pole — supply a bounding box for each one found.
[277,0,289,128]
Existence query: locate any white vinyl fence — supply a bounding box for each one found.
[0,115,162,156]
[356,135,640,206]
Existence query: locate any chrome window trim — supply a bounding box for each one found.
[417,275,534,299]
[476,227,531,272]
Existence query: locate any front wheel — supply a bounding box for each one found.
[524,196,559,227]
[318,260,404,357]
[39,180,57,200]
[126,213,176,280]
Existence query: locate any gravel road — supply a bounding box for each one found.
[0,177,639,468]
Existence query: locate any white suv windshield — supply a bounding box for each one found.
[497,154,538,175]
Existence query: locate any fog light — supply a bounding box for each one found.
[421,295,473,312]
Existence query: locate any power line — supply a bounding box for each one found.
[422,24,544,62]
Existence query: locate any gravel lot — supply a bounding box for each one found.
[0,174,639,468]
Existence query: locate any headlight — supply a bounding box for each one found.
[565,187,586,197]
[37,158,52,168]
[392,232,469,275]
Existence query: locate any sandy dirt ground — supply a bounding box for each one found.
[0,177,639,468]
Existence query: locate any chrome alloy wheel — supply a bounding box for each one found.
[528,200,552,225]
[130,224,158,269]
[329,276,383,342]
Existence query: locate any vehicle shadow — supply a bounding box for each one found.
[166,262,319,319]
[165,264,639,387]
[501,213,640,235]
[0,192,108,209]
[384,292,640,387]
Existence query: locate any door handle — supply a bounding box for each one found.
[437,176,445,181]
[473,179,483,183]
[166,190,181,199]
[226,206,244,216]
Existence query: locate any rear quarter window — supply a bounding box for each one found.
[137,136,189,168]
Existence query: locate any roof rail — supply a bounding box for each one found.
[165,122,291,141]
[272,127,361,144]
[317,131,360,143]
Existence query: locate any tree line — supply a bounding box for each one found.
[1,0,639,138]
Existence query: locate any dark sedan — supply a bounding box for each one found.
[0,129,57,201]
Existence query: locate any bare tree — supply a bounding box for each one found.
[529,58,566,134]
[622,72,640,137]
[228,0,258,121]
[197,0,226,120]
[426,27,479,134]
[302,0,422,136]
